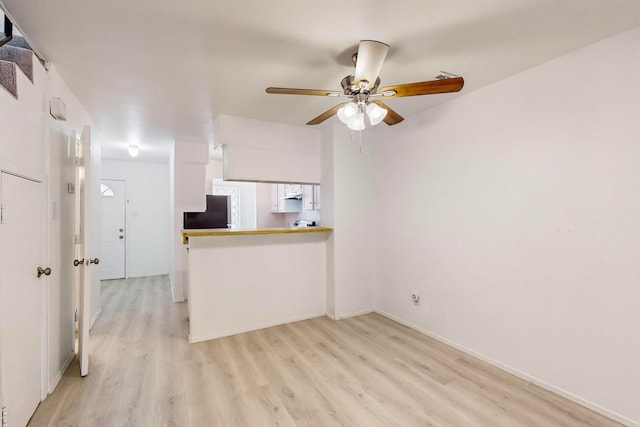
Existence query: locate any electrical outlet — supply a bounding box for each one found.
[411,292,420,306]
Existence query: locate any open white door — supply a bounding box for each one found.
[74,126,97,377]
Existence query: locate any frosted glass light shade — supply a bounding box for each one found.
[128,144,139,157]
[366,102,387,126]
[337,102,358,125]
[348,111,365,131]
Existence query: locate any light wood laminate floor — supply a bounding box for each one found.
[29,276,623,427]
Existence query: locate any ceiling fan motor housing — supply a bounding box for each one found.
[341,74,381,96]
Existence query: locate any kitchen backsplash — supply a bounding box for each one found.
[285,210,321,228]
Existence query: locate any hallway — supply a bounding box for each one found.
[29,276,188,426]
[28,276,623,426]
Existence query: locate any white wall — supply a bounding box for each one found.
[1,55,101,396]
[205,157,223,193]
[323,125,377,319]
[171,139,209,301]
[373,27,640,426]
[256,183,287,228]
[168,148,176,296]
[321,126,336,316]
[46,65,103,394]
[101,160,171,278]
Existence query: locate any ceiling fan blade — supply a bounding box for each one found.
[354,40,389,91]
[306,103,345,125]
[379,77,464,98]
[371,100,404,126]
[266,87,343,97]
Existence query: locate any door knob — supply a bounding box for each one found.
[89,258,100,265]
[73,258,85,267]
[37,267,52,278]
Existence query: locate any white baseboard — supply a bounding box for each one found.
[188,312,326,343]
[328,308,373,321]
[375,310,639,427]
[48,350,74,395]
[125,273,170,279]
[89,307,102,330]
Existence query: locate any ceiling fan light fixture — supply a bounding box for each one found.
[128,144,139,157]
[265,40,463,128]
[366,102,387,126]
[337,102,358,125]
[347,111,366,131]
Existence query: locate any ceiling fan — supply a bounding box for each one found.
[266,40,464,130]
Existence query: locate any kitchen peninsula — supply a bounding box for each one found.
[182,227,332,343]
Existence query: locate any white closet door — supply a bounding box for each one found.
[0,172,43,427]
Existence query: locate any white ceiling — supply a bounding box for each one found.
[3,0,640,162]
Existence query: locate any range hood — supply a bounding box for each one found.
[282,191,303,200]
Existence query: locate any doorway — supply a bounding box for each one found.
[99,179,126,280]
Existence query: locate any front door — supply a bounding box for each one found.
[0,171,44,427]
[99,179,126,280]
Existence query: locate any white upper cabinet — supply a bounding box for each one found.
[303,185,320,211]
[313,185,321,211]
[271,184,284,212]
[271,184,302,213]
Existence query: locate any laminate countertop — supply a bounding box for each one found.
[182,227,333,244]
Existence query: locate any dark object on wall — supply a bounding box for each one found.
[1,15,13,48]
[183,195,230,229]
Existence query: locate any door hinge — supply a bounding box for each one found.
[0,204,5,224]
[2,404,7,426]
[75,309,79,322]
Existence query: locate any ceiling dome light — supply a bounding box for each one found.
[366,102,387,126]
[128,144,139,157]
[337,102,358,125]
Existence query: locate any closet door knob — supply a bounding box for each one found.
[37,267,52,278]
[89,258,100,265]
